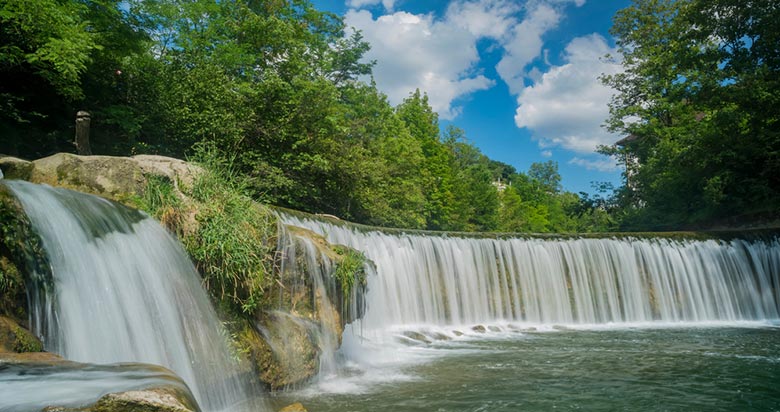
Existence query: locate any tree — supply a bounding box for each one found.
[528,161,562,194]
[602,0,780,229]
[396,90,456,229]
[444,126,499,231]
[0,0,105,156]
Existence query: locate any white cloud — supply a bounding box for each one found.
[568,156,619,172]
[445,0,521,39]
[346,0,396,11]
[345,9,494,119]
[514,33,623,153]
[343,0,599,125]
[541,150,553,157]
[496,3,561,94]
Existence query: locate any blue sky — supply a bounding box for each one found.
[312,0,633,194]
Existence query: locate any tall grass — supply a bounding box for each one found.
[139,148,278,314]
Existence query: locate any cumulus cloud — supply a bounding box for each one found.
[496,3,561,94]
[514,33,623,153]
[445,0,521,39]
[346,0,396,11]
[345,9,494,119]
[342,0,613,148]
[568,156,619,172]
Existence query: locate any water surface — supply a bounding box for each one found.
[276,326,780,412]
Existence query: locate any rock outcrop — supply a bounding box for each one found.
[279,402,308,412]
[0,153,370,390]
[0,153,201,206]
[41,387,197,412]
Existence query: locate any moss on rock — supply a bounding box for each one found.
[279,402,308,412]
[0,315,43,353]
[0,184,50,324]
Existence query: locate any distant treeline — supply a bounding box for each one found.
[1,0,776,232]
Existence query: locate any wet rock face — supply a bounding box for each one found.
[0,184,50,326]
[237,313,319,390]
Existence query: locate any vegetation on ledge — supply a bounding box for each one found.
[136,149,278,315]
[332,246,367,300]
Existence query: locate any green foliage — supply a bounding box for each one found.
[138,150,278,314]
[332,246,367,299]
[2,0,620,234]
[602,0,780,229]
[11,322,43,352]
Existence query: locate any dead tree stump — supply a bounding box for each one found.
[75,111,92,155]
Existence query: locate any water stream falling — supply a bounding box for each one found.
[282,214,780,329]
[5,181,265,412]
[270,223,368,379]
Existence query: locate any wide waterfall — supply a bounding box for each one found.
[282,214,780,329]
[5,181,265,412]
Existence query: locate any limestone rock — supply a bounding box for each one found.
[92,388,197,412]
[0,156,34,180]
[241,313,319,390]
[29,153,146,201]
[0,153,201,207]
[279,402,308,412]
[132,155,202,192]
[39,386,197,412]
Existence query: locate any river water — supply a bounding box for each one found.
[276,324,780,411]
[277,213,780,411]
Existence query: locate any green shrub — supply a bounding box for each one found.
[137,148,278,315]
[332,246,367,298]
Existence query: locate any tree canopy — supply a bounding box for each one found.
[6,0,771,232]
[602,0,780,229]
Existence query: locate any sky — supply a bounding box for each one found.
[311,0,633,194]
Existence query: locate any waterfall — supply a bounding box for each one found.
[281,214,780,329]
[5,181,265,412]
[270,223,367,379]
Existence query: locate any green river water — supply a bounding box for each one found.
[274,325,780,412]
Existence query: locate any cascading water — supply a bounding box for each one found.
[4,181,265,412]
[282,213,780,329]
[270,223,367,379]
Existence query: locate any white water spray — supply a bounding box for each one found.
[282,214,780,330]
[5,181,266,412]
